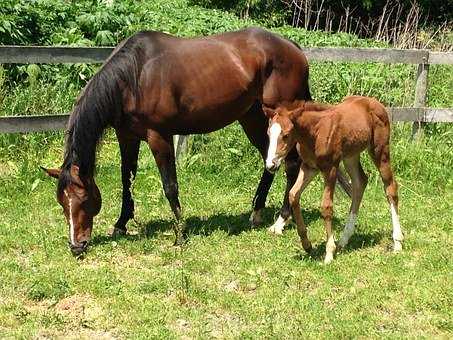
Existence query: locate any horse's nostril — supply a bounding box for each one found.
[69,241,88,256]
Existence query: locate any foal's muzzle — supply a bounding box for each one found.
[69,241,88,256]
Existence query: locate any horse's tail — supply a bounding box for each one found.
[62,33,150,178]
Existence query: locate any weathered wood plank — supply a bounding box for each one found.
[302,47,428,64]
[389,108,453,123]
[424,108,453,122]
[0,46,113,64]
[429,52,453,65]
[0,114,69,133]
[1,108,451,134]
[0,46,442,65]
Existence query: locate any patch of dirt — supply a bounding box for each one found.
[35,329,117,340]
[207,309,242,339]
[54,293,104,327]
[170,318,192,340]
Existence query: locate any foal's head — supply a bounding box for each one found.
[263,104,304,173]
[42,165,101,256]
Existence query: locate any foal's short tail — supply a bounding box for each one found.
[337,169,353,198]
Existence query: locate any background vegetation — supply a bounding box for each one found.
[0,0,452,338]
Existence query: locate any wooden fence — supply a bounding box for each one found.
[1,45,452,138]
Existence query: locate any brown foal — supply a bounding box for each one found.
[264,96,403,263]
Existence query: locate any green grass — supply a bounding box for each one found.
[0,123,452,338]
[0,0,452,337]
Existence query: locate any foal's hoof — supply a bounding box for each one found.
[324,253,334,264]
[108,227,127,237]
[268,225,283,235]
[393,241,403,253]
[302,241,313,254]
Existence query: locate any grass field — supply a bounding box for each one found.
[1,0,452,338]
[0,123,452,338]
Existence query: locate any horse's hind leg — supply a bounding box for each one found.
[321,166,338,264]
[112,131,140,235]
[369,143,403,252]
[338,154,368,249]
[239,102,275,226]
[147,129,185,245]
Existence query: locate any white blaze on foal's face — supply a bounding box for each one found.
[266,122,282,170]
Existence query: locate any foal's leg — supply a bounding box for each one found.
[321,167,338,264]
[268,146,302,233]
[112,131,140,235]
[370,144,403,252]
[289,165,318,252]
[147,130,185,245]
[338,155,368,249]
[239,102,275,226]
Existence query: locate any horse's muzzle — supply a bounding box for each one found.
[266,161,280,174]
[69,241,88,256]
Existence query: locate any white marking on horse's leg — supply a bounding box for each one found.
[249,210,262,226]
[268,214,290,235]
[324,234,336,264]
[266,123,282,169]
[390,203,403,252]
[338,212,357,248]
[64,190,76,246]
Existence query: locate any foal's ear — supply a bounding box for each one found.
[262,106,276,119]
[289,107,304,120]
[40,166,61,179]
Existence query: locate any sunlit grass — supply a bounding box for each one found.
[0,122,452,338]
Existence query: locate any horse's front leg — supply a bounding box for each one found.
[112,131,140,236]
[147,130,185,245]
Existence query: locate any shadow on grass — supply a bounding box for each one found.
[90,207,383,256]
[296,229,385,262]
[142,206,338,238]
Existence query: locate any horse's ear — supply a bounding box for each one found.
[41,166,61,179]
[262,106,276,119]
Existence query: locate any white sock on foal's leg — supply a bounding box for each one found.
[390,203,403,252]
[324,234,336,264]
[338,212,357,248]
[268,214,290,235]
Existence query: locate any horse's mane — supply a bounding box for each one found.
[58,32,150,193]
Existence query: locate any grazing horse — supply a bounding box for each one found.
[264,96,403,263]
[41,27,318,255]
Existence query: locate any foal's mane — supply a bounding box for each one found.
[58,32,150,193]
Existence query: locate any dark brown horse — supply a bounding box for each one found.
[41,27,346,255]
[264,96,403,263]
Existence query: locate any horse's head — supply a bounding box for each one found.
[42,165,101,256]
[263,104,304,173]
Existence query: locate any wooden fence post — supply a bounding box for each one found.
[411,57,430,139]
[173,135,188,160]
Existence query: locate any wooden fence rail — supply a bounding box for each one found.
[1,45,452,138]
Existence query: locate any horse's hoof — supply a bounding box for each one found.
[249,210,263,226]
[108,227,127,237]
